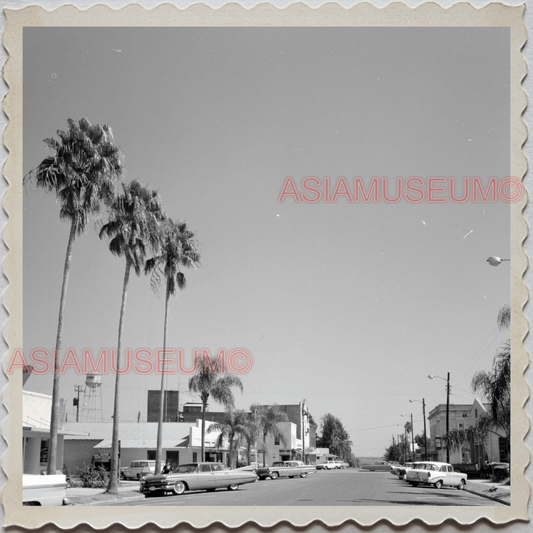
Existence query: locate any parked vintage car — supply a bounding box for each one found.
[361,461,393,472]
[256,460,316,480]
[23,474,69,506]
[121,460,156,480]
[388,461,402,475]
[406,461,467,489]
[140,462,257,495]
[396,462,417,480]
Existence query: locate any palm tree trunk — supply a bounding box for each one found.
[201,397,207,462]
[155,280,171,475]
[263,433,267,467]
[107,259,131,494]
[48,221,76,475]
[229,437,234,468]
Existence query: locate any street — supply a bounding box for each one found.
[115,470,505,506]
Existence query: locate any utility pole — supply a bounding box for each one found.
[74,385,84,422]
[422,398,427,461]
[446,372,450,463]
[410,413,415,461]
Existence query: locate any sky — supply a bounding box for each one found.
[22,27,511,457]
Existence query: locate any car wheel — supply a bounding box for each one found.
[206,488,216,492]
[270,472,279,480]
[399,474,405,480]
[457,480,465,490]
[258,476,267,481]
[411,482,418,487]
[137,474,141,480]
[173,481,187,495]
[227,484,239,491]
[289,476,294,478]
[370,469,375,472]
[300,473,308,478]
[435,480,443,489]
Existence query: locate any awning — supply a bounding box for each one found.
[95,437,188,449]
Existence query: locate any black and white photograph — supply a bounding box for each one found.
[1,1,530,530]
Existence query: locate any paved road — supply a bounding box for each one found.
[115,470,504,506]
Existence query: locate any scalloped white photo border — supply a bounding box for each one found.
[1,2,529,529]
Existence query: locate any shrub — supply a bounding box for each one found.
[76,464,108,488]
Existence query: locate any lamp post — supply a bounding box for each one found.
[302,400,306,465]
[428,373,450,463]
[410,398,427,460]
[486,256,510,266]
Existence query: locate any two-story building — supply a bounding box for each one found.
[427,399,507,466]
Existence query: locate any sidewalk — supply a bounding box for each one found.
[66,481,145,506]
[463,478,511,506]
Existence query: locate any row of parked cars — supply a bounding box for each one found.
[140,460,316,495]
[316,460,349,470]
[391,461,468,490]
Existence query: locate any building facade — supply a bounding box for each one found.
[427,399,506,465]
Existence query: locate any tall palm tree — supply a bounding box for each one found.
[25,118,123,474]
[252,404,288,466]
[472,306,511,436]
[145,219,200,474]
[470,305,511,460]
[189,355,243,462]
[206,409,248,468]
[99,180,164,493]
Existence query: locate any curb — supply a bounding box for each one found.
[463,486,510,506]
[68,493,146,506]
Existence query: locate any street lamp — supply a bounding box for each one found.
[401,413,415,461]
[428,373,450,463]
[410,398,427,460]
[487,256,510,267]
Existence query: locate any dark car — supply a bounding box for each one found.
[140,462,257,496]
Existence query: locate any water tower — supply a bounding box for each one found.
[80,374,103,422]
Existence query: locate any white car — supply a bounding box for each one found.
[23,474,69,506]
[406,461,467,490]
[121,460,157,480]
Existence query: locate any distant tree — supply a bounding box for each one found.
[25,117,124,474]
[188,356,243,462]
[317,413,353,461]
[240,412,262,465]
[207,409,248,468]
[252,404,288,466]
[384,442,401,463]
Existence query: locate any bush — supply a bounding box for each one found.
[76,464,108,488]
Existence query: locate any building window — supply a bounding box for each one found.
[459,423,464,429]
[475,409,478,418]
[274,435,280,445]
[462,413,468,418]
[193,452,197,462]
[40,439,49,464]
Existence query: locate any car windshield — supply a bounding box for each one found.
[272,462,285,466]
[173,465,197,474]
